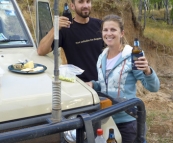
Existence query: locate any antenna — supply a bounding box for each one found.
[51,0,62,122]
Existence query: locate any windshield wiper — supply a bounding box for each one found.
[0,39,27,42]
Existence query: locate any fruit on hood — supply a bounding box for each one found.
[23,61,34,69]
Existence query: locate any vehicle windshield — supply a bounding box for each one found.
[0,0,33,48]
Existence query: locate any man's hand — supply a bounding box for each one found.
[59,16,71,29]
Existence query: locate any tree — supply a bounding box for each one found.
[170,7,173,24]
[163,0,170,24]
[138,0,143,21]
[143,0,147,29]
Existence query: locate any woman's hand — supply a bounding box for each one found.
[135,56,151,75]
[85,82,93,88]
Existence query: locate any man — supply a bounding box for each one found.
[37,0,104,82]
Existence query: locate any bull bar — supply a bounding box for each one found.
[0,98,146,143]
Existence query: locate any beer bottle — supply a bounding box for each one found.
[62,3,72,23]
[107,128,117,143]
[131,38,143,70]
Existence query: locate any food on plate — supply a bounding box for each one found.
[13,63,24,70]
[12,61,44,72]
[21,68,32,72]
[21,66,44,72]
[23,61,34,69]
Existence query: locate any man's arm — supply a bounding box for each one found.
[37,27,54,56]
[37,16,71,56]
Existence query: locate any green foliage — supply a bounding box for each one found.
[144,18,173,47]
[150,0,162,4]
[170,7,173,19]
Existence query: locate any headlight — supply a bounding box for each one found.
[64,130,77,143]
[64,114,86,143]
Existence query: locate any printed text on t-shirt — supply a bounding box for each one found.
[75,38,102,44]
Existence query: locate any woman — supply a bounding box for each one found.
[86,14,160,143]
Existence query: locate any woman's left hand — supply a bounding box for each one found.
[135,56,151,75]
[85,82,93,88]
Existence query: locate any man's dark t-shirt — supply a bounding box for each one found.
[52,17,103,82]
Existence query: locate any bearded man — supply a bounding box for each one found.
[37,0,104,82]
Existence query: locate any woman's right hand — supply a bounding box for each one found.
[59,16,71,29]
[85,82,93,88]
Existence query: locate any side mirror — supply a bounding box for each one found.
[35,0,53,47]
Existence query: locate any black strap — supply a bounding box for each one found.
[77,113,95,143]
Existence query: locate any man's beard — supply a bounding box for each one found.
[75,8,91,18]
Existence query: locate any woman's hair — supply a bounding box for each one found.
[101,14,127,50]
[101,14,124,32]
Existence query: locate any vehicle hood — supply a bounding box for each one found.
[0,47,99,122]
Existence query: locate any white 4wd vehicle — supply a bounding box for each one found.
[0,0,146,143]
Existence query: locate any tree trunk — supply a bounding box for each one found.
[158,1,162,10]
[163,0,170,24]
[143,0,147,30]
[170,7,173,25]
[138,0,143,21]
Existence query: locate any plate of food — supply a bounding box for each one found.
[8,61,47,74]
